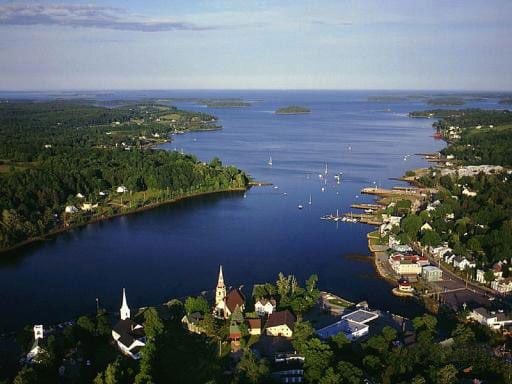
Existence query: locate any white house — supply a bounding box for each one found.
[64,205,79,214]
[265,310,296,338]
[453,257,476,271]
[116,186,128,193]
[476,269,486,284]
[80,203,98,211]
[444,253,456,265]
[462,187,477,197]
[420,222,433,232]
[491,278,512,294]
[467,307,512,330]
[112,289,146,360]
[255,298,276,316]
[26,325,47,364]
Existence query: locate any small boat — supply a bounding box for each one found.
[268,154,273,166]
[308,194,312,205]
[321,187,325,192]
[324,163,328,176]
[298,204,303,210]
[243,193,247,199]
[274,185,279,190]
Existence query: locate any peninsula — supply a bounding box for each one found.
[275,105,311,114]
[0,101,249,253]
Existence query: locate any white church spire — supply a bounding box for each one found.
[215,265,226,306]
[120,288,131,320]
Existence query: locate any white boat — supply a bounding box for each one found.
[324,163,328,176]
[308,194,312,205]
[268,154,273,166]
[298,204,303,210]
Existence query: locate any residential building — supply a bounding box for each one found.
[388,254,422,276]
[247,318,262,336]
[265,310,296,338]
[255,298,276,316]
[453,256,476,271]
[476,269,486,284]
[181,312,204,334]
[491,278,512,294]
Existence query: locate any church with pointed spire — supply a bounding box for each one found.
[111,288,146,359]
[213,265,246,320]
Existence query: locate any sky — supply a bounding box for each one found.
[0,0,511,91]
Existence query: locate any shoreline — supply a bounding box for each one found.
[0,187,247,255]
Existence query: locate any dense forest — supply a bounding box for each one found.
[0,101,248,250]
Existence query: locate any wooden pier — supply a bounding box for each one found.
[350,203,384,210]
[343,212,383,225]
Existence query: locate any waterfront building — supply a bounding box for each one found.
[265,310,296,338]
[316,309,378,341]
[398,278,414,292]
[422,266,443,282]
[467,308,512,330]
[111,289,146,360]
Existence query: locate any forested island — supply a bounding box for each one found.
[0,101,249,252]
[426,97,465,106]
[198,98,252,108]
[275,106,311,114]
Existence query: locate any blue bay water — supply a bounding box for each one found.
[0,90,498,331]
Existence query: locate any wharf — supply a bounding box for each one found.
[361,187,419,197]
[344,213,382,225]
[350,203,384,210]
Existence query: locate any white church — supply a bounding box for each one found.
[213,265,246,320]
[111,288,146,360]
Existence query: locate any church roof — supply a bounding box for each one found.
[226,288,245,313]
[113,319,145,347]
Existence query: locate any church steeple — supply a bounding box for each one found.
[215,265,226,306]
[120,288,131,320]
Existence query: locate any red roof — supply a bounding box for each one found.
[247,318,261,330]
[226,289,245,313]
[266,310,296,330]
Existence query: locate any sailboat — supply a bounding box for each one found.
[324,163,328,176]
[308,194,312,205]
[268,154,273,166]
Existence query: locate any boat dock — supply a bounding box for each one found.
[361,187,418,197]
[350,203,384,210]
[342,213,382,225]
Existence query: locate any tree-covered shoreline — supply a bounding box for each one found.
[0,101,249,252]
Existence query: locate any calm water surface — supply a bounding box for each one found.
[1,90,497,331]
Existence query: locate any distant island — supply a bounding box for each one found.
[275,106,311,114]
[368,96,407,102]
[198,98,252,108]
[426,97,465,106]
[499,98,512,105]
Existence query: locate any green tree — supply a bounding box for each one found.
[484,270,495,284]
[336,361,364,384]
[437,364,457,384]
[184,296,209,315]
[232,350,269,384]
[318,367,340,384]
[77,315,96,334]
[302,338,333,383]
[13,367,38,384]
[143,307,164,340]
[291,321,314,353]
